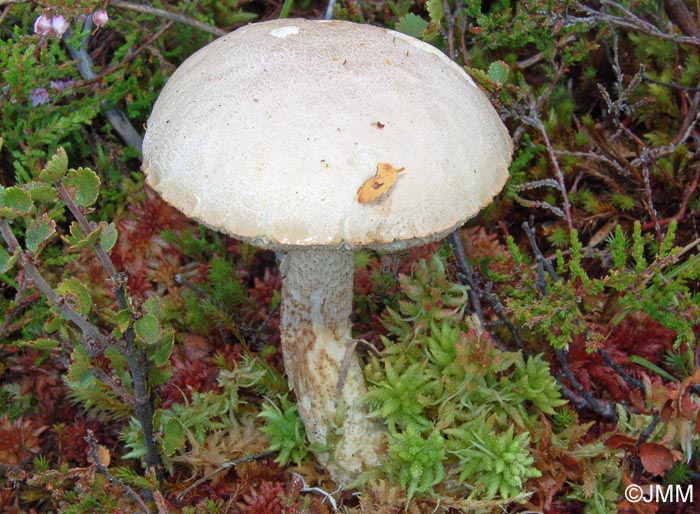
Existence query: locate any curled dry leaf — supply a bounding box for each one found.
[604,434,637,452]
[87,444,111,467]
[357,163,405,204]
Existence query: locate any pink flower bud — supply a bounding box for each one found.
[34,14,52,36]
[51,15,69,37]
[92,9,108,28]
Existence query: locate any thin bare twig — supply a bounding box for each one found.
[597,349,644,390]
[85,430,153,514]
[448,231,484,323]
[532,115,574,231]
[640,166,700,231]
[111,0,227,37]
[70,20,174,91]
[637,414,662,445]
[556,349,618,421]
[174,451,276,503]
[522,221,557,290]
[292,472,341,511]
[0,220,109,353]
[481,282,526,354]
[564,1,700,47]
[442,0,456,60]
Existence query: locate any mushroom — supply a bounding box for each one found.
[142,18,512,483]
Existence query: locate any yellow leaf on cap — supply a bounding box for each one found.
[357,163,405,204]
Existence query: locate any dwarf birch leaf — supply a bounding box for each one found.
[150,335,174,367]
[142,296,163,318]
[67,345,92,383]
[44,315,62,334]
[396,13,428,38]
[39,147,69,182]
[116,309,131,335]
[134,314,160,344]
[105,347,129,378]
[26,215,56,255]
[162,418,185,456]
[0,187,32,218]
[99,222,118,253]
[20,338,60,351]
[56,278,93,316]
[61,221,85,246]
[63,167,101,206]
[61,221,102,251]
[26,183,57,203]
[0,246,19,273]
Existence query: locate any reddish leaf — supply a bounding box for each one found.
[605,434,637,452]
[660,399,674,422]
[628,389,648,414]
[639,442,679,477]
[679,388,695,419]
[677,369,700,419]
[182,333,210,362]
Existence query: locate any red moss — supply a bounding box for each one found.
[566,315,676,401]
[110,186,192,298]
[0,415,47,465]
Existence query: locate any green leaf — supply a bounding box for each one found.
[67,344,93,383]
[396,13,429,38]
[488,60,510,84]
[56,278,93,316]
[20,338,60,351]
[105,347,129,378]
[63,167,101,207]
[44,315,62,334]
[162,417,185,456]
[0,246,19,274]
[142,296,162,318]
[99,222,118,253]
[26,215,56,256]
[134,313,160,344]
[426,0,444,25]
[25,183,57,203]
[0,187,33,218]
[116,309,131,334]
[61,221,103,251]
[39,148,69,182]
[149,335,174,367]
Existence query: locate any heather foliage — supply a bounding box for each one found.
[1,0,699,512]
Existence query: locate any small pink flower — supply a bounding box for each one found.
[50,79,74,92]
[33,14,52,36]
[92,9,108,28]
[30,88,50,107]
[51,15,69,37]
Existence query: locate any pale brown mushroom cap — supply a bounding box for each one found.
[142,18,512,250]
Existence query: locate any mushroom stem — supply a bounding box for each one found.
[280,248,384,482]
